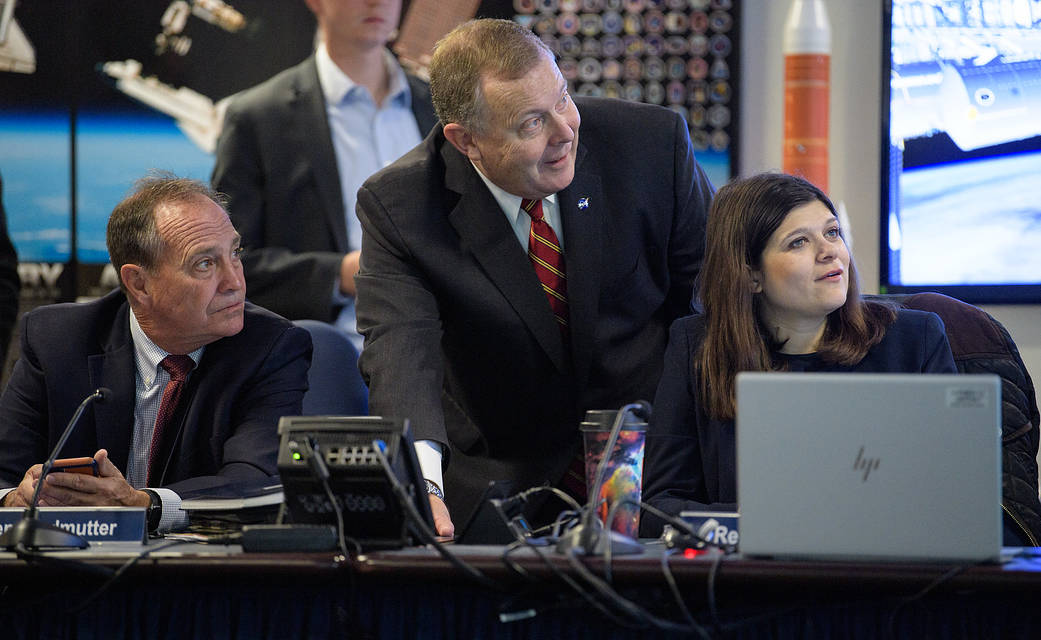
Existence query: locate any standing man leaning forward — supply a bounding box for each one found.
[0,175,311,534]
[355,19,714,536]
[212,0,437,351]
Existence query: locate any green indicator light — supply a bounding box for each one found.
[292,452,302,461]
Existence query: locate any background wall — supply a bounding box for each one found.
[739,0,1040,384]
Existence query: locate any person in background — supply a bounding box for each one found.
[211,0,437,352]
[0,174,311,535]
[640,172,957,537]
[355,19,714,536]
[0,172,21,371]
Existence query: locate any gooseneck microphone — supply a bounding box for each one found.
[556,400,652,556]
[0,388,111,552]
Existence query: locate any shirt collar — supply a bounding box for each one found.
[471,162,558,225]
[315,42,412,108]
[129,308,203,387]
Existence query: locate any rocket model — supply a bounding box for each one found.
[782,0,831,193]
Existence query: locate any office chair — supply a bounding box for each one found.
[873,292,1041,546]
[294,319,368,416]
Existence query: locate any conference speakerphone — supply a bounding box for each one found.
[276,416,434,550]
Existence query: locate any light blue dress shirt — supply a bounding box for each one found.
[315,43,423,353]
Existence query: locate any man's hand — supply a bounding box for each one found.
[34,449,149,508]
[3,465,42,507]
[429,494,455,538]
[339,250,361,297]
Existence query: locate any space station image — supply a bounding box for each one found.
[99,0,247,154]
[887,0,1041,287]
[0,1,317,265]
[0,0,34,74]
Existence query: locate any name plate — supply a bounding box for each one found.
[0,507,147,543]
[679,511,740,548]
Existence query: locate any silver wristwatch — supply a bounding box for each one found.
[424,479,444,501]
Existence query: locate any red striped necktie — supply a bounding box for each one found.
[521,199,583,500]
[148,354,194,486]
[521,198,569,337]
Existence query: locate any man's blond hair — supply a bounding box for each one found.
[429,19,553,132]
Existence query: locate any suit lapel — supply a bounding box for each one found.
[87,306,137,474]
[442,142,568,371]
[558,144,603,390]
[290,59,349,253]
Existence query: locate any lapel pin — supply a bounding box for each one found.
[577,197,590,210]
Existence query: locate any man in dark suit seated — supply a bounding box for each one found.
[211,0,438,352]
[355,19,714,536]
[0,174,312,534]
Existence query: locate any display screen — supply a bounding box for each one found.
[0,0,316,268]
[881,0,1041,303]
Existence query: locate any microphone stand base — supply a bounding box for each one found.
[554,523,644,556]
[0,516,90,551]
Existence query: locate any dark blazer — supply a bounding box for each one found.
[640,309,957,537]
[355,97,714,521]
[212,54,438,321]
[0,290,312,494]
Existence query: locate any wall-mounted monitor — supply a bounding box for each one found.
[0,0,316,299]
[881,0,1041,304]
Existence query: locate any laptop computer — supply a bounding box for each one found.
[736,372,1002,562]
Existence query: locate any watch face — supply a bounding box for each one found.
[145,490,162,531]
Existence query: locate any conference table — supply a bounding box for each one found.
[2,540,1041,639]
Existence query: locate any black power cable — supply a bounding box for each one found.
[370,439,500,591]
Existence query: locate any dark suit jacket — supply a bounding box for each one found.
[0,290,312,494]
[212,54,438,321]
[355,97,714,521]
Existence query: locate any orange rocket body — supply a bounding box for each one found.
[783,52,830,193]
[782,0,831,194]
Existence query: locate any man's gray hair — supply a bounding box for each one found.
[106,171,227,291]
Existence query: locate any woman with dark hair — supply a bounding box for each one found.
[640,173,956,536]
